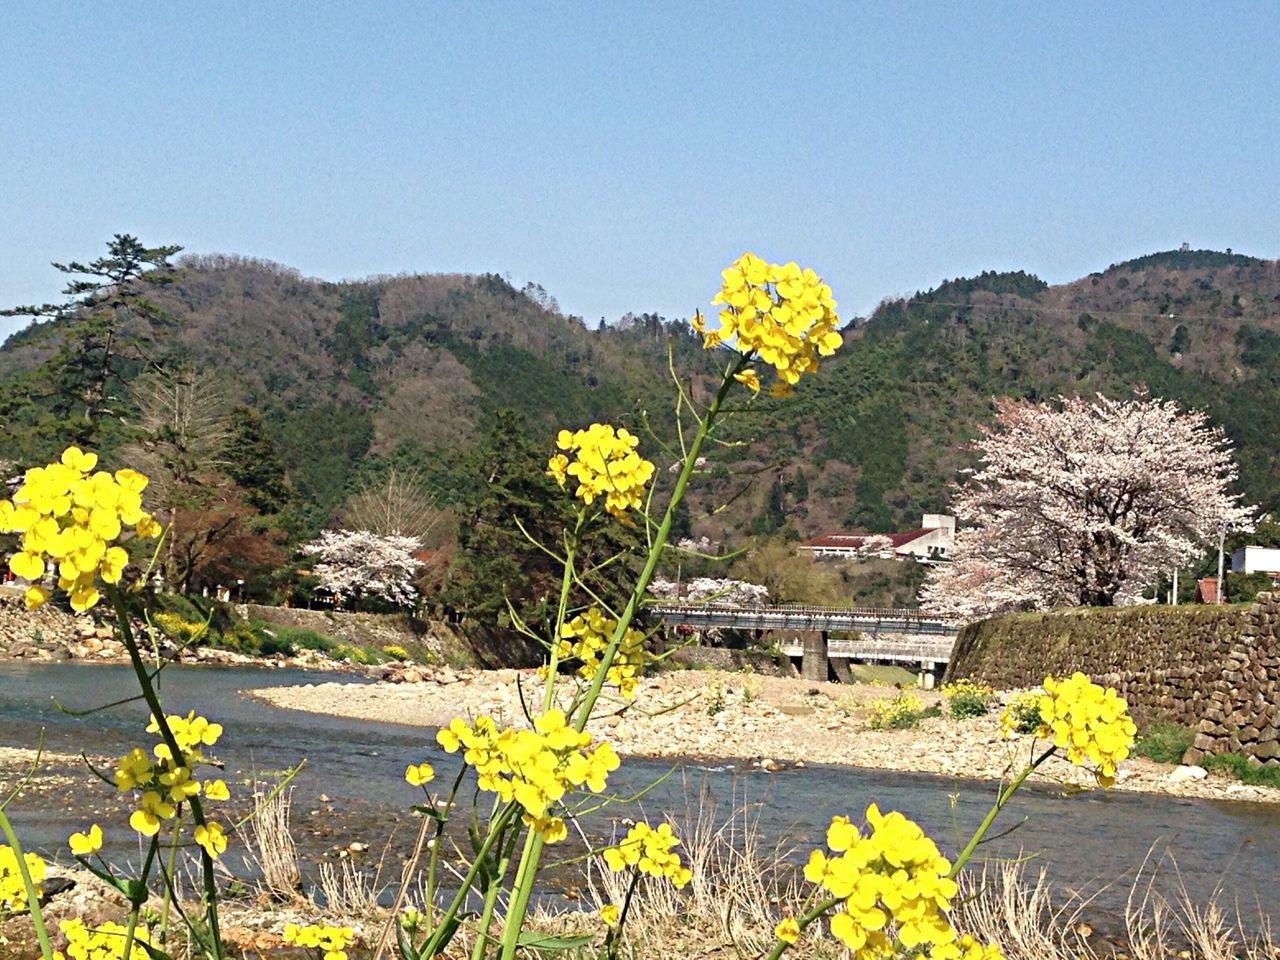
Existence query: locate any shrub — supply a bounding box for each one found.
[151,611,208,645]
[864,693,940,730]
[1000,690,1043,735]
[382,644,411,661]
[1133,722,1195,764]
[1200,752,1280,788]
[941,678,996,720]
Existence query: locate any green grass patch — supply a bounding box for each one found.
[1200,752,1280,788]
[1133,722,1195,764]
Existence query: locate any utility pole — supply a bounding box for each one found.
[1217,525,1227,604]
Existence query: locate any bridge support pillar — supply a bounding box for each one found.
[917,660,944,690]
[802,630,829,682]
[830,658,855,683]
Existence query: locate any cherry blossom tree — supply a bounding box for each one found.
[301,529,424,609]
[921,394,1253,618]
[649,576,769,606]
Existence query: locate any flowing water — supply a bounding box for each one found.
[2,662,1277,930]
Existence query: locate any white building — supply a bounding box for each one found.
[801,514,955,561]
[1231,546,1280,576]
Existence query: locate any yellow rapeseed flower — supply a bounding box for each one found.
[0,845,46,910]
[0,447,162,611]
[59,917,154,960]
[435,711,619,841]
[405,762,435,786]
[774,916,801,943]
[601,821,692,888]
[284,922,355,960]
[68,824,104,857]
[1036,673,1137,786]
[800,804,959,958]
[703,252,842,388]
[548,606,647,698]
[194,822,228,859]
[549,424,655,519]
[599,903,621,927]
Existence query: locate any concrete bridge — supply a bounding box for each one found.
[649,602,958,687]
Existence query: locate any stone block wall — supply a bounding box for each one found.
[946,593,1280,766]
[239,603,427,651]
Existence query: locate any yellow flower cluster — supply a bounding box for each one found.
[0,844,46,910]
[1036,673,1137,786]
[57,917,154,960]
[602,821,692,888]
[547,424,655,518]
[939,678,993,700]
[802,804,963,958]
[864,692,925,730]
[932,934,1006,960]
[283,922,355,960]
[551,606,647,699]
[151,611,207,643]
[698,252,842,386]
[997,690,1043,738]
[0,447,162,611]
[108,712,231,856]
[437,709,620,842]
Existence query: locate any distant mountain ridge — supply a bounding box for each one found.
[2,247,1277,543]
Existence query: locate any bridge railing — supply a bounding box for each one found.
[649,600,958,621]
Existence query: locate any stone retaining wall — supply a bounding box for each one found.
[239,603,428,651]
[946,593,1280,766]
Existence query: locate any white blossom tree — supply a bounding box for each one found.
[649,576,770,606]
[301,529,424,609]
[921,394,1253,617]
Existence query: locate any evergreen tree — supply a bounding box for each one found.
[1,234,182,452]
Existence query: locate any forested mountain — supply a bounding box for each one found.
[2,245,1278,597]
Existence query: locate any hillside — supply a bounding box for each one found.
[2,247,1278,553]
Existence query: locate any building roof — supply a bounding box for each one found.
[803,528,935,550]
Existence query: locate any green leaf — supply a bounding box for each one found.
[136,941,174,960]
[514,931,594,950]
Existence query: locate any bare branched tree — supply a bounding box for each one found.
[342,467,451,545]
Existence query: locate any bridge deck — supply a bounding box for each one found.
[649,601,958,636]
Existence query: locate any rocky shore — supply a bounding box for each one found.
[254,666,1280,804]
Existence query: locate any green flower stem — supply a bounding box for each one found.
[571,357,743,735]
[0,807,53,960]
[107,585,224,960]
[763,896,842,960]
[121,834,159,960]
[540,521,581,713]
[948,745,1056,879]
[469,838,515,960]
[498,360,745,960]
[159,816,182,944]
[423,765,468,925]
[602,867,642,960]
[417,801,520,960]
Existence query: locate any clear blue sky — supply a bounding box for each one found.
[3,2,1278,343]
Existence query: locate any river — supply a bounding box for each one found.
[1,662,1277,930]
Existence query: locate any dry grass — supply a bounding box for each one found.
[243,786,302,901]
[235,782,1278,960]
[954,855,1279,960]
[316,855,385,918]
[581,779,823,958]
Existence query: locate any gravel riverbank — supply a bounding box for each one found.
[253,667,1280,804]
